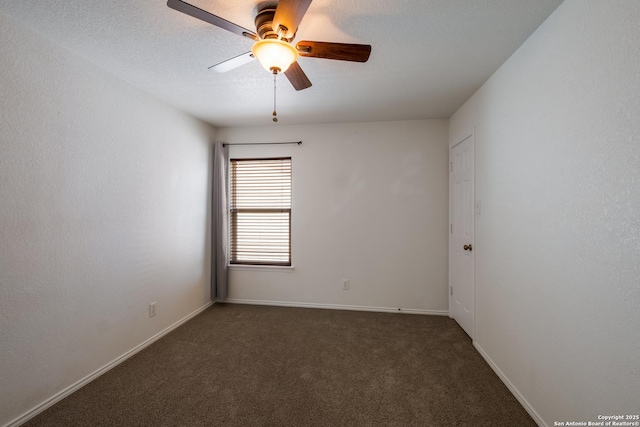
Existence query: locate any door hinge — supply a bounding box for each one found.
[450,162,452,172]
[450,224,453,233]
[450,287,453,296]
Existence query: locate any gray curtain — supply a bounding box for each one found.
[212,141,229,301]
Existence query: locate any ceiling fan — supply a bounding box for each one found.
[167,0,372,91]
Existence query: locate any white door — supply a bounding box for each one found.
[450,135,475,338]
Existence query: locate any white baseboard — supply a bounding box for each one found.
[473,342,546,427]
[224,298,448,316]
[5,301,215,427]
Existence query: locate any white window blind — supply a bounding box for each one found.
[229,157,292,266]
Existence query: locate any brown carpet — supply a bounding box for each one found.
[24,304,535,426]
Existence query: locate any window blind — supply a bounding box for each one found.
[230,157,292,266]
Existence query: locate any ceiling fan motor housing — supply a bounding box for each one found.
[255,7,291,41]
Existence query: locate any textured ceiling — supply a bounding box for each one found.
[0,0,563,127]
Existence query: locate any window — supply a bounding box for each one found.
[229,157,292,266]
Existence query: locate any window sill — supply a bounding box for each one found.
[228,264,295,272]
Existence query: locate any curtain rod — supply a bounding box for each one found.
[222,141,301,147]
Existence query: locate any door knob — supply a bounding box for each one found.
[463,244,473,251]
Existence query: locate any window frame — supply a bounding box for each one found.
[228,156,292,267]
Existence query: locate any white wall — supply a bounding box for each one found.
[0,11,215,426]
[217,120,449,314]
[450,1,640,425]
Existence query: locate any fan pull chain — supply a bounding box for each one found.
[272,71,278,123]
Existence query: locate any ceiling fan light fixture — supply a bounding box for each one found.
[251,39,299,73]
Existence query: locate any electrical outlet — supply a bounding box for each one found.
[342,279,350,290]
[149,302,157,317]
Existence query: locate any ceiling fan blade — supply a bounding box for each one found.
[208,52,255,73]
[272,0,313,40]
[296,41,371,62]
[284,62,312,91]
[167,0,257,40]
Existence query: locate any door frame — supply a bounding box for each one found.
[448,130,476,340]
